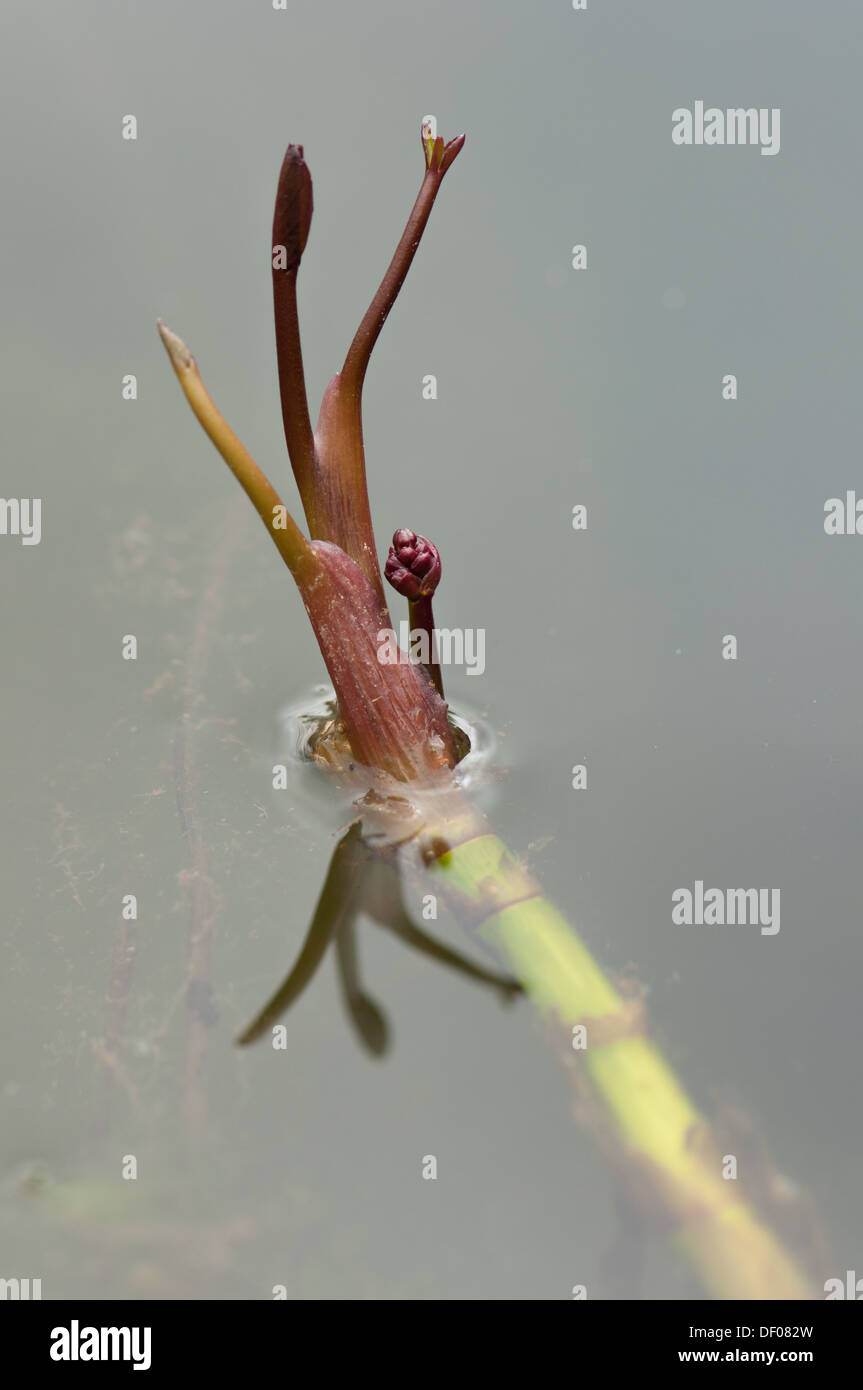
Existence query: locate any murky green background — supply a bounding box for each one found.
[1,0,861,1298]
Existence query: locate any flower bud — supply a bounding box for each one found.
[384,530,442,600]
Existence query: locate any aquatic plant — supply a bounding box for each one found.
[159,123,815,1300]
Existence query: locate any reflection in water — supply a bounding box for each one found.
[237,821,522,1054]
[2,513,830,1300]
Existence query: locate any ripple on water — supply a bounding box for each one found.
[277,686,503,827]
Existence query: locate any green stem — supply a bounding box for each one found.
[408,793,815,1300]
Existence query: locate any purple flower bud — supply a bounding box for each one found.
[385,530,442,600]
[412,549,436,578]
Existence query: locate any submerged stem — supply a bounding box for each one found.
[415,793,816,1300]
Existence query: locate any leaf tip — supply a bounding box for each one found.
[157,318,193,372]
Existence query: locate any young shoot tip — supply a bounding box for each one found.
[157,319,193,372]
[422,125,466,175]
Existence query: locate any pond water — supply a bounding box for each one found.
[1,0,861,1299]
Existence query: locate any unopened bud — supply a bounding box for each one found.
[385,530,442,600]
